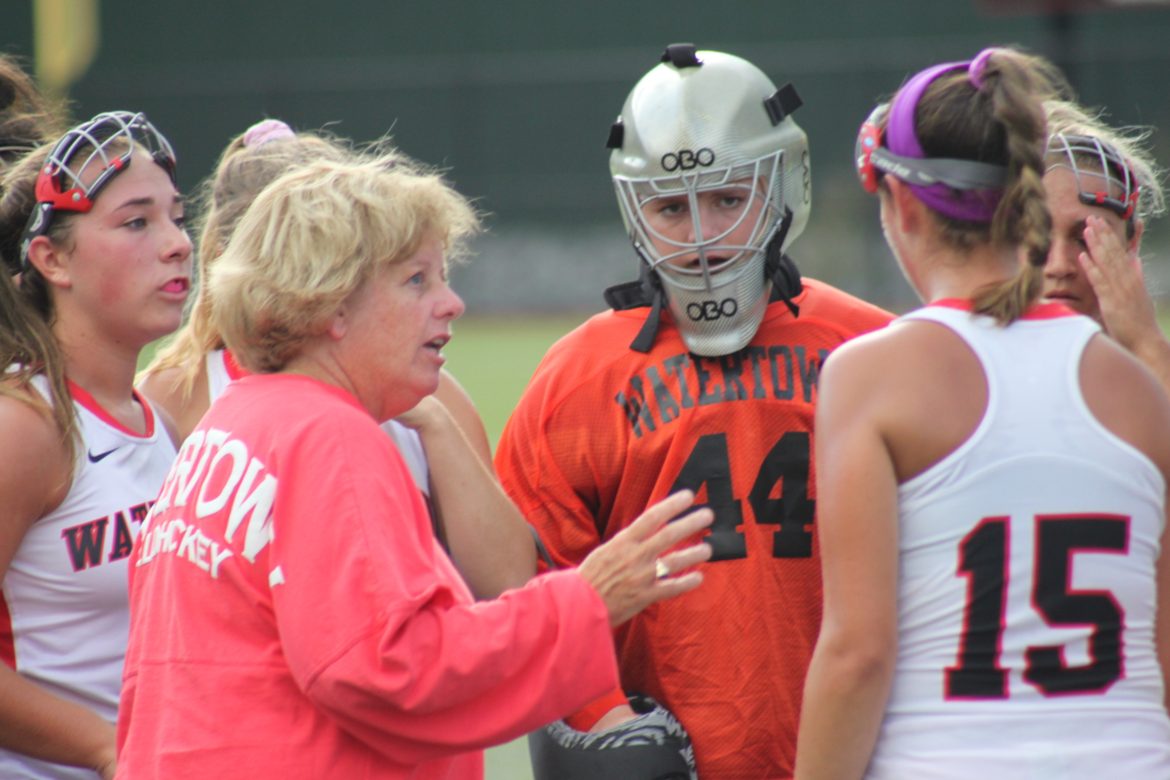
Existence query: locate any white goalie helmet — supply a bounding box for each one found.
[608,44,810,356]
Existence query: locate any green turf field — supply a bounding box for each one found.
[440,314,590,780]
[441,313,590,448]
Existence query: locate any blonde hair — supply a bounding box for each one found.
[210,154,479,373]
[141,124,354,396]
[1044,99,1166,226]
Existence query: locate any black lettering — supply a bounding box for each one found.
[615,376,656,438]
[768,345,795,400]
[660,148,716,172]
[663,354,695,409]
[61,518,109,571]
[717,353,748,401]
[129,502,151,525]
[646,366,681,425]
[694,357,721,406]
[744,346,768,399]
[108,512,135,562]
[796,348,830,402]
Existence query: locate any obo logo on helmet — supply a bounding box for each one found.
[661,148,716,172]
[687,298,738,322]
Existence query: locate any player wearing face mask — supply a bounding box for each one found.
[497,44,892,780]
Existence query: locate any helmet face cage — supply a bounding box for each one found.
[614,151,783,293]
[608,48,809,355]
[1047,133,1139,221]
[19,111,177,271]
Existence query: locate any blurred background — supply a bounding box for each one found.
[8,3,1169,777]
[6,0,1170,318]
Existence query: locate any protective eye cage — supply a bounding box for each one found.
[39,111,176,211]
[1047,133,1140,221]
[17,111,177,273]
[617,158,781,287]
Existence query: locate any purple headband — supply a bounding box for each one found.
[885,48,1002,221]
[243,118,295,148]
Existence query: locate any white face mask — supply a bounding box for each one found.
[607,48,813,354]
[657,247,771,356]
[615,156,783,356]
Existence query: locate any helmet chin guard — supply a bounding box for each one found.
[607,45,809,356]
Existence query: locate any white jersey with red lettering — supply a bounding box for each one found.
[0,377,176,779]
[207,348,429,493]
[867,301,1170,779]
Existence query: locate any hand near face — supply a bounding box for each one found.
[578,490,713,627]
[1078,215,1161,354]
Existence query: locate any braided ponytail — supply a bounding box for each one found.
[913,47,1064,324]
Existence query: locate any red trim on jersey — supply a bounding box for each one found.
[222,349,248,381]
[930,298,1079,321]
[66,380,156,438]
[565,687,630,731]
[0,595,15,670]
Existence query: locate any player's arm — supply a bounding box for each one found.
[397,374,536,598]
[794,341,899,780]
[0,396,117,779]
[1080,216,1170,395]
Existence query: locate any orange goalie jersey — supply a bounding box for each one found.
[495,278,893,779]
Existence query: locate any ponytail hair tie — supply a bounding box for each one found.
[243,118,295,148]
[968,48,997,91]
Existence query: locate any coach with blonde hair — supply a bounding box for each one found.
[114,154,712,779]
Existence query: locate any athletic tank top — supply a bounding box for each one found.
[0,376,177,779]
[867,301,1170,778]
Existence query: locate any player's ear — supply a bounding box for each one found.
[885,177,924,236]
[25,235,73,289]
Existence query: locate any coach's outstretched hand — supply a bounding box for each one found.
[578,490,712,627]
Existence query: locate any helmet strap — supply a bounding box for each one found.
[763,207,802,317]
[601,248,667,354]
[628,283,665,354]
[627,258,666,353]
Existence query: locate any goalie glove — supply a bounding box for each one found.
[528,694,698,780]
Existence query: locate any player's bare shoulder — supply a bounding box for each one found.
[1081,332,1170,477]
[137,361,210,443]
[0,387,72,526]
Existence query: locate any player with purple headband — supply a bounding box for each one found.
[796,46,1170,778]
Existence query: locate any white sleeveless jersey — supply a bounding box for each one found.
[0,378,177,779]
[866,302,1170,779]
[207,349,430,494]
